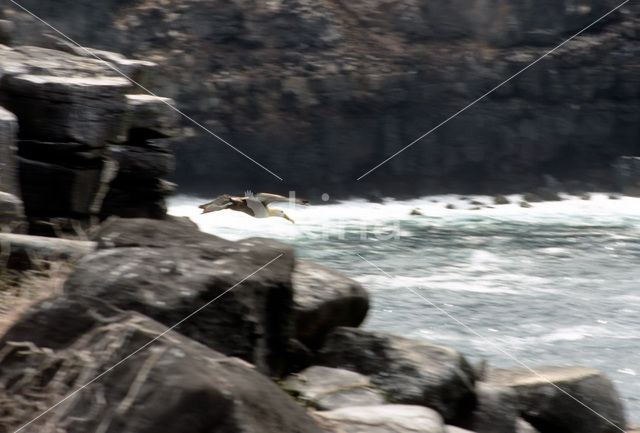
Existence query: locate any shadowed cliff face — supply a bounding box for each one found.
[5,0,639,197]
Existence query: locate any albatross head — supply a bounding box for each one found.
[269,208,294,223]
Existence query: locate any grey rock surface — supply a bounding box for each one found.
[0,295,324,433]
[0,232,96,269]
[64,218,295,376]
[487,365,626,433]
[316,404,446,433]
[317,327,476,423]
[292,258,369,348]
[283,366,386,410]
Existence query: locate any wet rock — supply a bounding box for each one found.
[317,327,476,423]
[64,218,296,376]
[283,366,386,410]
[0,233,96,270]
[534,187,561,201]
[292,258,368,349]
[519,201,533,208]
[487,365,626,433]
[316,404,445,433]
[522,193,543,203]
[446,204,456,209]
[493,194,510,205]
[410,208,423,215]
[0,295,324,433]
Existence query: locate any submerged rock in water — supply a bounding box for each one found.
[486,365,626,433]
[317,327,476,423]
[493,194,510,205]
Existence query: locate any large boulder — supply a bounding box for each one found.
[283,366,386,410]
[64,217,296,376]
[0,295,324,433]
[292,258,369,349]
[317,327,476,423]
[487,366,626,433]
[316,404,445,433]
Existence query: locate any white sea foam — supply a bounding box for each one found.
[167,192,640,421]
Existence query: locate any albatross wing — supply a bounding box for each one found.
[254,192,309,206]
[199,194,234,214]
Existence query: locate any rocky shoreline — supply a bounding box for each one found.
[0,13,636,433]
[0,217,630,432]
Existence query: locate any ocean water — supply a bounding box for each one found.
[168,193,640,421]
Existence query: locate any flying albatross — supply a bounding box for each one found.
[199,192,309,223]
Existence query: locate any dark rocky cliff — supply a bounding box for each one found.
[4,0,639,198]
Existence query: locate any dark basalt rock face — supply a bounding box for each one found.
[5,0,639,197]
[0,295,324,433]
[0,43,179,232]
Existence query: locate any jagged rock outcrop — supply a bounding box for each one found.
[4,0,638,197]
[0,42,179,230]
[0,295,324,433]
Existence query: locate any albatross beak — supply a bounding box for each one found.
[283,214,295,224]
